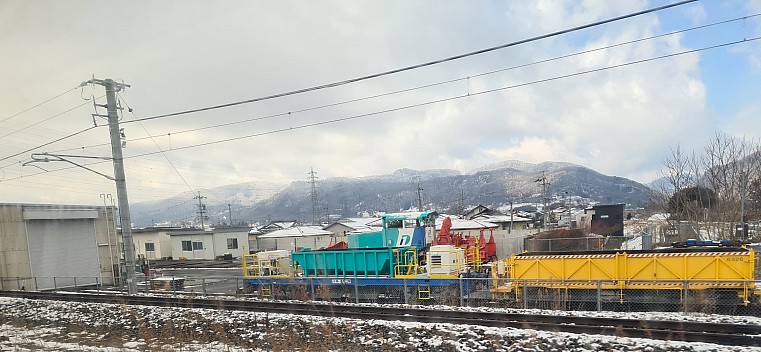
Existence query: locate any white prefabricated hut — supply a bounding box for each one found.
[168,228,248,260]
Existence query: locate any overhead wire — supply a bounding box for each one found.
[48,11,759,154]
[0,37,761,187]
[34,10,749,159]
[120,36,761,158]
[0,85,81,124]
[9,34,758,185]
[118,93,196,193]
[0,1,704,192]
[0,126,97,164]
[125,0,696,123]
[1,2,742,198]
[0,96,103,139]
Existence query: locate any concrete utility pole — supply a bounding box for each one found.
[195,191,207,229]
[89,78,137,295]
[535,171,550,231]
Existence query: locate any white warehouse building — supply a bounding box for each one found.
[0,203,120,291]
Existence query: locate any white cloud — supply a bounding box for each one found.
[0,0,749,206]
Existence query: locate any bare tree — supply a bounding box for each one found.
[703,133,761,239]
[656,134,761,242]
[653,144,704,242]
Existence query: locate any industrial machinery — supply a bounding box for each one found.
[491,245,758,310]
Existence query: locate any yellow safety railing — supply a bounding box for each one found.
[394,249,420,278]
[243,253,292,278]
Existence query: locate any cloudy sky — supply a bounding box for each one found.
[1,0,760,206]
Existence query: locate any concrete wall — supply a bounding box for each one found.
[0,204,31,290]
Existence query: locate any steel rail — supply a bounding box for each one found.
[1,291,759,347]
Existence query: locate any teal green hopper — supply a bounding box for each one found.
[291,247,418,278]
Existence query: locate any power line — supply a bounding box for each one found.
[0,126,96,163]
[0,97,99,139]
[118,93,195,193]
[6,35,759,184]
[126,0,695,123]
[59,11,758,154]
[121,36,761,157]
[0,85,81,124]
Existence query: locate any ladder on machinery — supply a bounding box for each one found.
[261,284,272,297]
[418,285,431,300]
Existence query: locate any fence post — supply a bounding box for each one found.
[597,280,602,312]
[74,277,78,292]
[202,278,207,295]
[682,280,689,313]
[53,277,57,291]
[403,279,408,305]
[522,279,528,310]
[354,278,359,304]
[459,277,464,307]
[33,277,38,291]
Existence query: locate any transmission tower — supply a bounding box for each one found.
[416,183,424,211]
[308,168,319,225]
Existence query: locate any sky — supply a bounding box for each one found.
[0,0,760,206]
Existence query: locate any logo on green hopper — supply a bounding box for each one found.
[397,234,412,246]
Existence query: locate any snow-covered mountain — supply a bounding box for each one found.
[129,160,652,227]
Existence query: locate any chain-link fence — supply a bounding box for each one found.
[3,275,758,315]
[242,277,760,315]
[0,275,244,296]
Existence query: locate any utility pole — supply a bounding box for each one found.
[565,190,572,228]
[460,190,465,217]
[194,191,207,229]
[535,171,550,231]
[89,78,137,295]
[308,168,318,225]
[228,203,233,226]
[416,183,424,211]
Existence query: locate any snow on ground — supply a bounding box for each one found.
[1,296,760,351]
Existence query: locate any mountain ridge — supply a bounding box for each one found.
[129,160,651,227]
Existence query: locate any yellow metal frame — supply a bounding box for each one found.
[394,249,420,278]
[261,284,272,297]
[242,253,292,278]
[418,285,431,300]
[491,249,759,303]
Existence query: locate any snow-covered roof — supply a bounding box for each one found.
[339,217,381,226]
[477,214,533,223]
[257,226,332,238]
[436,215,497,230]
[647,213,669,222]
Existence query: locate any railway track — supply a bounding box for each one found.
[1,290,759,347]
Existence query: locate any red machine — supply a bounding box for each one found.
[433,216,497,264]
